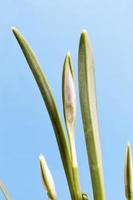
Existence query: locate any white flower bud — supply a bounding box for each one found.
[39,154,57,200]
[62,52,76,135]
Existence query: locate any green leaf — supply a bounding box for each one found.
[0,181,12,200]
[78,30,105,200]
[124,143,133,200]
[11,27,75,200]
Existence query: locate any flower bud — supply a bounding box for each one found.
[62,52,76,136]
[39,154,57,200]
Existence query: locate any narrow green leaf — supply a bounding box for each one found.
[0,181,12,200]
[78,30,105,200]
[62,52,82,200]
[11,27,75,200]
[124,143,133,200]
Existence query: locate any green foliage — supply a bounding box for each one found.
[0,181,12,200]
[124,143,133,200]
[0,27,131,200]
[11,27,75,200]
[78,31,105,200]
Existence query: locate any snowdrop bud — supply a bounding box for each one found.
[62,52,76,135]
[124,143,133,199]
[39,154,57,200]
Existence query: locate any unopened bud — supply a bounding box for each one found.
[39,154,57,200]
[62,52,76,135]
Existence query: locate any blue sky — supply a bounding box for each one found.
[0,0,133,200]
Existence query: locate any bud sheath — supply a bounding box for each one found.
[62,53,82,200]
[62,52,76,137]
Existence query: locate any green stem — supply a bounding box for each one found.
[69,135,82,200]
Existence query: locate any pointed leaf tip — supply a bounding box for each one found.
[126,142,132,166]
[11,26,15,32]
[64,53,74,77]
[127,142,131,148]
[80,30,88,44]
[81,29,88,35]
[125,143,133,199]
[39,153,44,161]
[81,29,87,34]
[11,27,19,38]
[66,51,71,58]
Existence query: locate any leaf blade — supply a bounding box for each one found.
[0,181,12,200]
[12,27,75,200]
[124,143,133,200]
[78,30,105,200]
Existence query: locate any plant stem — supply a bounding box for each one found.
[70,135,82,200]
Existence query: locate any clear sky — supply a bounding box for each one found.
[0,0,133,200]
